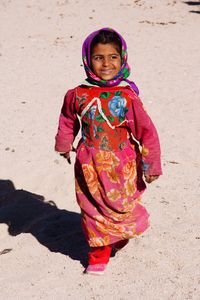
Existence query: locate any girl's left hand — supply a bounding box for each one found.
[145,175,159,183]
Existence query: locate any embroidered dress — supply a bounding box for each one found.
[55,85,162,247]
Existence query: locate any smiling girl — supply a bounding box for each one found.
[55,28,162,275]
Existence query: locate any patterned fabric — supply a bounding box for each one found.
[78,86,130,151]
[82,27,139,95]
[55,85,162,247]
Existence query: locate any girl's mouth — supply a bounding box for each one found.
[100,69,113,75]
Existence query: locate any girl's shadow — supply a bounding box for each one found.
[0,179,89,267]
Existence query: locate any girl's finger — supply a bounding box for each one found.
[145,175,159,183]
[66,155,71,164]
[65,153,71,164]
[71,146,77,152]
[60,152,71,164]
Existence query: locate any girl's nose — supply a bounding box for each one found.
[102,57,109,66]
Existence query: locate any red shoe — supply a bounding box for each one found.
[113,239,129,251]
[85,263,107,275]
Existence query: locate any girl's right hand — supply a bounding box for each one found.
[59,146,76,164]
[60,152,71,164]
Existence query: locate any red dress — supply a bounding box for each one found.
[55,85,162,247]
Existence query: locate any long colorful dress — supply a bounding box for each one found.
[55,84,162,247]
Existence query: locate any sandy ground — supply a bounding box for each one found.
[0,0,200,299]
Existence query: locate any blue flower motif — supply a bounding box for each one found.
[108,96,127,117]
[88,105,97,120]
[93,124,97,137]
[81,128,86,141]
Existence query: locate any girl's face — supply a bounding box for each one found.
[91,43,121,80]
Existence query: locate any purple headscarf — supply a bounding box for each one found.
[82,27,139,95]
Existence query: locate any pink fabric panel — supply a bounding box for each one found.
[55,89,80,152]
[125,88,162,176]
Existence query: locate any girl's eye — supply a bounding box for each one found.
[92,55,119,61]
[110,55,118,59]
[94,56,103,61]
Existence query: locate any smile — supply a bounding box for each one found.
[100,69,114,74]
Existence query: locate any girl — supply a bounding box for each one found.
[55,28,162,275]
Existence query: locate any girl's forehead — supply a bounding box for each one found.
[91,43,120,54]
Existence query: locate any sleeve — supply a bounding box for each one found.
[55,88,80,152]
[125,90,162,176]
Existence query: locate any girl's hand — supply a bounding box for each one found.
[59,146,76,164]
[60,152,71,164]
[144,175,159,183]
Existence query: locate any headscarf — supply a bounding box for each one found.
[82,27,139,95]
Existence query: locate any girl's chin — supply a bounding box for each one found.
[100,76,113,81]
[99,74,116,81]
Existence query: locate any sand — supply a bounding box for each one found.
[0,0,200,299]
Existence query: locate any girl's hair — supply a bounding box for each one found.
[90,30,122,55]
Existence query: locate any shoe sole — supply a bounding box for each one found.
[85,270,105,275]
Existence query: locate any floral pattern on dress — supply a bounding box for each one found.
[96,150,120,172]
[82,162,101,200]
[108,96,127,117]
[79,89,131,151]
[55,85,164,247]
[72,86,152,246]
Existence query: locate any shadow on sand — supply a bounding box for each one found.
[184,1,200,14]
[0,179,89,267]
